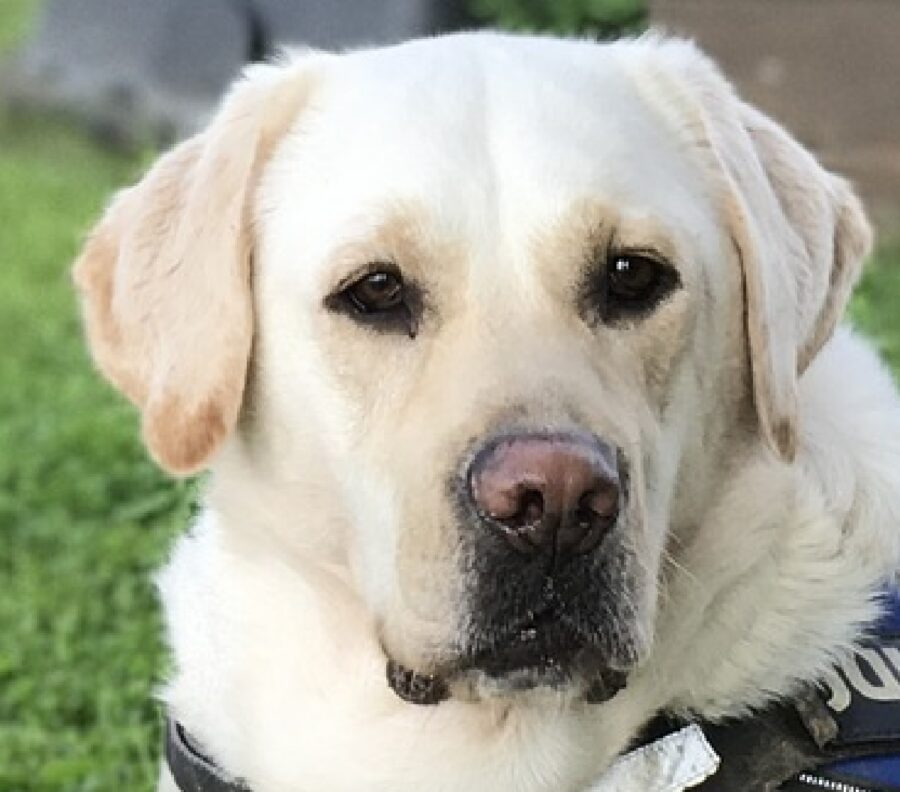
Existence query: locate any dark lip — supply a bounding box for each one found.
[458,612,598,679]
[386,611,633,704]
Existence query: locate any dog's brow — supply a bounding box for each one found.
[529,201,615,274]
[319,203,469,311]
[319,205,432,291]
[528,199,683,293]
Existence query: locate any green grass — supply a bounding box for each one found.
[0,4,898,790]
[0,0,36,52]
[850,246,900,374]
[0,112,197,791]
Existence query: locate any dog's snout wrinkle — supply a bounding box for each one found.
[468,431,620,565]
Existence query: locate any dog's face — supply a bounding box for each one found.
[73,35,870,702]
[252,42,732,699]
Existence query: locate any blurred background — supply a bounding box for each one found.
[0,1,897,789]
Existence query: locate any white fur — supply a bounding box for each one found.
[106,32,900,792]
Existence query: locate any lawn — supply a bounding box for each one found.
[0,6,898,792]
[851,248,900,373]
[1,8,197,784]
[0,0,34,52]
[0,110,199,790]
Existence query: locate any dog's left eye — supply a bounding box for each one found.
[344,270,404,314]
[327,266,419,338]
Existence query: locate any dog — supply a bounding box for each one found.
[73,32,900,792]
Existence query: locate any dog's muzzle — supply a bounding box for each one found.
[386,429,638,705]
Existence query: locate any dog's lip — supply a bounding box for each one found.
[383,611,580,682]
[383,605,633,703]
[385,621,631,705]
[457,612,598,676]
[476,601,580,647]
[386,659,449,705]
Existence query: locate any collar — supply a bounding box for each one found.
[166,588,900,792]
[165,718,249,792]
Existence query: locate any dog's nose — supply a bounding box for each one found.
[468,432,620,562]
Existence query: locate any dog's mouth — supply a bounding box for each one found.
[385,610,629,706]
[461,608,594,676]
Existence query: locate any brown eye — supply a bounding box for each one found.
[601,252,680,321]
[608,255,660,300]
[344,270,404,314]
[326,265,421,339]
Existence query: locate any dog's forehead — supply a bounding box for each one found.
[262,34,717,286]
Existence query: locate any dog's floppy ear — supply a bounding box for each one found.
[719,102,871,462]
[643,40,872,461]
[74,61,314,475]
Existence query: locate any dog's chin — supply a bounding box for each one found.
[460,638,629,703]
[386,633,630,706]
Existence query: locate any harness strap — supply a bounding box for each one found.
[634,701,820,791]
[165,718,249,792]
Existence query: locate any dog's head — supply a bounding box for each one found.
[74,35,870,702]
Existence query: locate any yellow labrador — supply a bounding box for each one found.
[74,32,900,792]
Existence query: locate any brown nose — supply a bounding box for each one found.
[467,431,620,563]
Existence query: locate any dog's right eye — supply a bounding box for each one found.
[585,250,681,324]
[326,265,420,338]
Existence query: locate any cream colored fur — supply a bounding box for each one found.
[74,33,900,792]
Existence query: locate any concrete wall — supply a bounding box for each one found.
[3,0,468,144]
[651,0,900,233]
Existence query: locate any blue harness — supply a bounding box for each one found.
[166,589,900,792]
[676,587,900,791]
[803,588,900,791]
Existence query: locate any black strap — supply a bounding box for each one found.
[679,675,899,790]
[640,690,900,791]
[681,695,836,791]
[165,718,250,792]
[632,701,820,792]
[633,593,900,791]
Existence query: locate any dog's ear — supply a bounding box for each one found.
[721,103,871,462]
[74,61,315,475]
[641,40,872,461]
